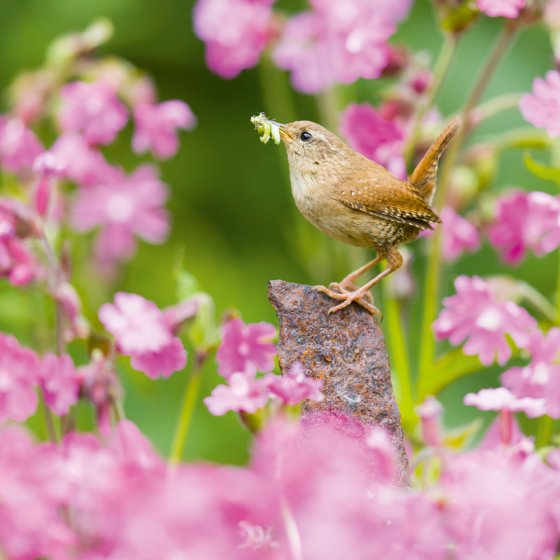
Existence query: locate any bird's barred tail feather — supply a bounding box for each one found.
[409,116,462,204]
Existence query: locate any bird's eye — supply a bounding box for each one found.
[300,131,312,142]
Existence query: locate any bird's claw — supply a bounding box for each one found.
[313,285,382,319]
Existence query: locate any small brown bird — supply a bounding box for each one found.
[262,116,461,315]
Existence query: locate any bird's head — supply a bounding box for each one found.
[277,120,350,166]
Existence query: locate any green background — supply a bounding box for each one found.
[0,0,555,463]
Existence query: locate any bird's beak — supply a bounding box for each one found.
[268,119,292,142]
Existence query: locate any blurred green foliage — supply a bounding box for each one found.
[0,0,557,462]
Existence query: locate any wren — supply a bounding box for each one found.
[256,115,461,316]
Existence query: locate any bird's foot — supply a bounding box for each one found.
[328,281,373,302]
[313,284,381,318]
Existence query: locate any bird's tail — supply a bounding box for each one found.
[409,116,462,204]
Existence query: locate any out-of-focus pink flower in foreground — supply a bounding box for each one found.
[99,292,187,378]
[71,164,169,265]
[132,100,196,159]
[40,353,81,416]
[340,103,405,178]
[503,328,560,418]
[0,333,40,422]
[0,116,44,174]
[488,191,560,265]
[274,0,411,93]
[193,0,276,79]
[58,81,128,145]
[440,207,480,262]
[477,0,526,18]
[216,318,276,378]
[520,71,560,138]
[2,414,560,558]
[433,275,537,366]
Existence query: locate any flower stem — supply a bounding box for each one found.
[536,415,553,448]
[40,389,59,442]
[381,282,415,429]
[418,23,518,385]
[403,32,459,168]
[169,352,207,465]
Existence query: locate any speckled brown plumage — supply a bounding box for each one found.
[275,116,461,315]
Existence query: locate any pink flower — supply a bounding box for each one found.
[477,0,526,17]
[520,71,560,138]
[417,396,443,447]
[433,275,537,365]
[488,191,560,265]
[132,100,196,159]
[193,0,276,79]
[99,292,187,379]
[0,236,41,286]
[204,372,270,415]
[340,103,405,178]
[130,338,187,379]
[58,81,128,145]
[264,362,323,405]
[40,353,81,416]
[503,328,560,418]
[50,133,120,187]
[71,164,170,265]
[99,292,172,354]
[440,452,559,559]
[216,318,276,378]
[0,427,75,559]
[440,207,480,262]
[464,387,546,418]
[0,333,40,422]
[0,116,44,173]
[274,0,411,93]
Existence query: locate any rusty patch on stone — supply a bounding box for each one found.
[268,279,408,479]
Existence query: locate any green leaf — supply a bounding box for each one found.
[418,348,483,400]
[443,419,483,450]
[176,270,201,301]
[187,293,219,353]
[524,152,560,185]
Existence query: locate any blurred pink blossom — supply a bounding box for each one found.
[440,207,480,262]
[204,372,270,415]
[433,275,537,365]
[340,103,405,178]
[100,292,171,354]
[503,328,560,418]
[0,333,40,422]
[274,0,411,93]
[417,396,443,447]
[99,292,187,379]
[130,337,187,379]
[193,0,276,79]
[464,387,546,417]
[0,427,75,559]
[440,451,559,559]
[40,353,81,416]
[264,362,323,405]
[488,191,560,265]
[58,81,128,145]
[216,318,276,378]
[477,0,526,17]
[0,235,41,286]
[50,133,119,187]
[132,100,196,159]
[520,71,560,137]
[71,164,170,265]
[0,116,44,174]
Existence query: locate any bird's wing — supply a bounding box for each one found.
[332,164,441,230]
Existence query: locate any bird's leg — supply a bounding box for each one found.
[330,254,381,292]
[316,248,403,315]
